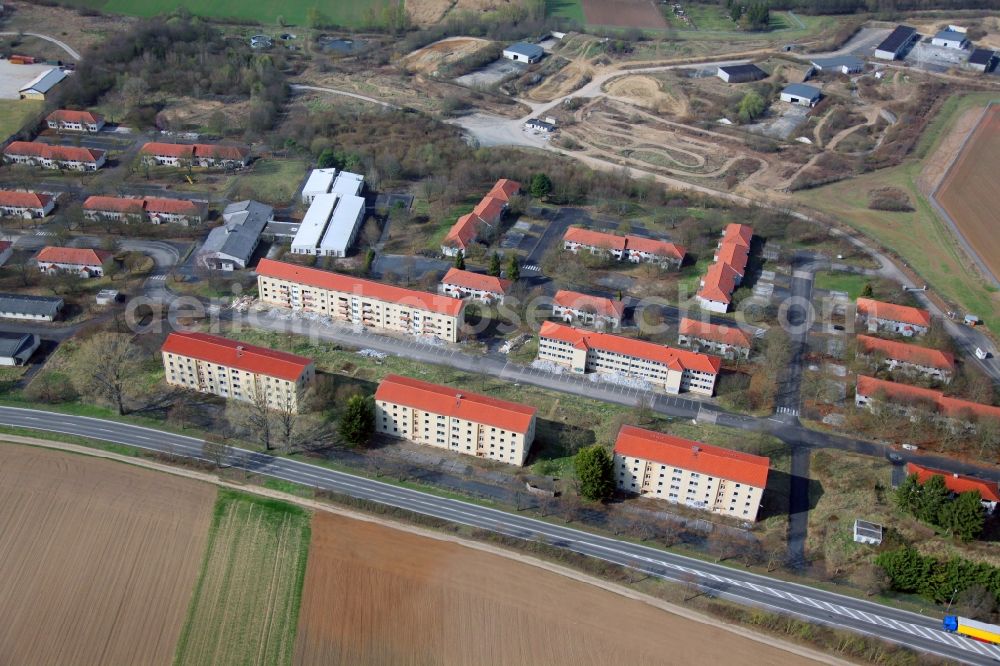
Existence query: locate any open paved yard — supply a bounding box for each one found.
[0,60,55,99]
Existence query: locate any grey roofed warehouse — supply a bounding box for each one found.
[0,293,64,320]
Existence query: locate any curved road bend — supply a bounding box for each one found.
[0,406,997,664]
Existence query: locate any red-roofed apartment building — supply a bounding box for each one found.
[374,374,537,465]
[162,331,315,412]
[856,335,955,383]
[139,142,250,168]
[855,375,1000,429]
[856,297,931,336]
[3,141,106,171]
[696,223,752,313]
[905,463,999,513]
[439,267,511,304]
[256,258,465,342]
[440,179,520,256]
[562,227,686,268]
[35,246,113,277]
[551,289,625,330]
[0,190,55,219]
[46,109,105,133]
[83,195,207,226]
[614,425,770,519]
[677,317,753,359]
[537,321,720,395]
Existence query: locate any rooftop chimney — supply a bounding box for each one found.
[692,445,700,454]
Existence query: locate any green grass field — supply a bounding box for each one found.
[0,100,43,142]
[545,0,585,24]
[813,272,869,300]
[47,0,381,27]
[173,490,311,666]
[229,158,308,205]
[794,92,1000,335]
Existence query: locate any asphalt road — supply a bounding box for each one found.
[0,405,997,665]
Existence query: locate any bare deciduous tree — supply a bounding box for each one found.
[226,380,273,450]
[70,332,142,415]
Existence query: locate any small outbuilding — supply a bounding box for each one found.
[809,55,864,76]
[780,83,821,107]
[717,64,767,83]
[932,29,968,49]
[853,519,883,545]
[0,331,39,366]
[95,289,119,306]
[503,42,544,64]
[967,49,995,72]
[525,118,555,133]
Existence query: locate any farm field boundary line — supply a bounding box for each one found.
[0,433,842,666]
[929,101,1000,288]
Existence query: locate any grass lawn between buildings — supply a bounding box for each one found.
[0,99,43,142]
[812,271,870,300]
[793,92,1000,335]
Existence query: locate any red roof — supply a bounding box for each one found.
[906,463,1000,503]
[375,374,536,434]
[36,246,112,267]
[443,213,486,250]
[4,141,104,163]
[47,109,103,125]
[615,425,770,487]
[563,227,628,251]
[140,142,195,158]
[142,197,203,216]
[679,318,752,348]
[472,196,506,225]
[715,241,748,275]
[721,223,753,248]
[486,178,521,203]
[83,195,146,214]
[194,144,250,160]
[441,268,511,294]
[161,331,312,382]
[625,235,686,260]
[856,375,1000,422]
[539,321,721,374]
[0,190,52,209]
[257,258,464,317]
[857,335,955,372]
[697,261,741,304]
[553,290,625,319]
[856,298,931,328]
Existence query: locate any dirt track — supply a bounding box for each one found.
[294,512,826,666]
[0,444,214,665]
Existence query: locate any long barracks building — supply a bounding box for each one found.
[256,259,465,342]
[536,321,720,395]
[374,374,537,465]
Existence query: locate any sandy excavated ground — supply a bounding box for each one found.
[606,74,690,115]
[403,37,493,74]
[294,512,824,666]
[0,444,215,665]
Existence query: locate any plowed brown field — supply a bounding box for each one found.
[935,105,1000,282]
[582,0,667,28]
[294,513,818,666]
[0,445,214,665]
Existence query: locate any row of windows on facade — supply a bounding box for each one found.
[382,416,511,443]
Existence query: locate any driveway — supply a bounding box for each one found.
[0,32,81,60]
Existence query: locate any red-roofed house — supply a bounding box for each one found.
[552,289,625,329]
[140,142,250,168]
[162,332,315,412]
[696,224,753,313]
[857,335,955,383]
[537,320,720,395]
[905,463,999,513]
[0,190,55,219]
[678,317,753,359]
[562,228,687,268]
[563,227,628,259]
[614,425,770,519]
[624,235,686,268]
[46,110,105,133]
[439,267,511,304]
[256,258,465,343]
[855,375,1000,428]
[440,179,520,256]
[83,195,207,225]
[35,246,113,277]
[856,298,931,336]
[375,374,537,465]
[3,141,106,171]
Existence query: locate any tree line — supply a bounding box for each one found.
[876,546,1000,618]
[896,473,987,542]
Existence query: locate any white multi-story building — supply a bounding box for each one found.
[3,141,105,171]
[374,374,537,466]
[0,191,54,219]
[161,331,315,412]
[536,321,720,395]
[614,425,770,520]
[256,258,465,343]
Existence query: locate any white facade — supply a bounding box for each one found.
[331,171,364,196]
[290,193,338,255]
[317,194,365,257]
[0,198,54,219]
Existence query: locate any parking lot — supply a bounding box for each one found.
[907,40,970,73]
[0,60,54,99]
[746,103,809,140]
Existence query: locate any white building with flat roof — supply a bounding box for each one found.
[331,171,364,196]
[318,194,366,257]
[301,168,338,204]
[291,193,337,255]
